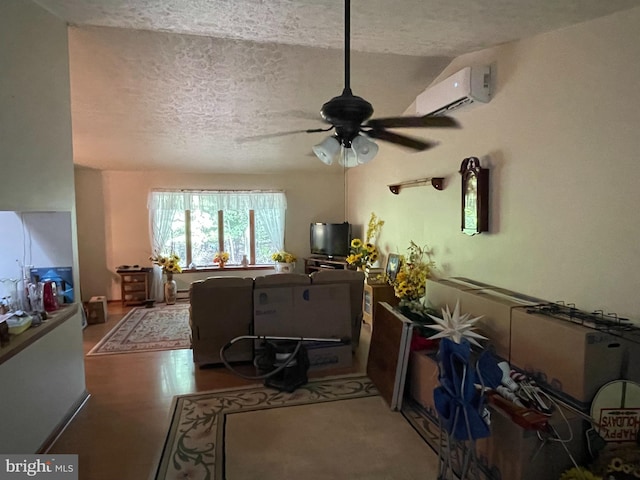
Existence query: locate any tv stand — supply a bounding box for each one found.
[304,256,354,274]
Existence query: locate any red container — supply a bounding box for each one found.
[42,281,58,312]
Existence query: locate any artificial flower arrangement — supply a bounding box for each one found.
[346,212,384,269]
[391,241,434,317]
[271,251,296,263]
[213,251,230,265]
[150,253,182,274]
[346,239,379,269]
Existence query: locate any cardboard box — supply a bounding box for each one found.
[476,402,586,480]
[510,309,624,408]
[254,287,295,335]
[306,343,352,371]
[618,337,640,383]
[462,289,540,361]
[293,284,351,338]
[254,284,350,339]
[426,278,536,360]
[425,278,483,314]
[408,349,440,419]
[86,296,107,324]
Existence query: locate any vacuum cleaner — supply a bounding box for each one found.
[220,335,349,393]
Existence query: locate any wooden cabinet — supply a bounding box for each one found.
[363,283,398,325]
[304,256,354,274]
[118,270,150,306]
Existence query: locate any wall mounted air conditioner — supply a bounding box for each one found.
[415,65,492,116]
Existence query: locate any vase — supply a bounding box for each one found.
[218,262,226,269]
[164,273,177,305]
[274,262,294,273]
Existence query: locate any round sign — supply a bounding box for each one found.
[590,380,640,444]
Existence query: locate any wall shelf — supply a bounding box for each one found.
[388,177,444,194]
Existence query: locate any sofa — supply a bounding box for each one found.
[189,270,365,367]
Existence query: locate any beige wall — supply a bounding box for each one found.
[0,1,75,211]
[347,6,640,320]
[75,169,345,300]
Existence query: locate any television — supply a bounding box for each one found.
[310,222,351,258]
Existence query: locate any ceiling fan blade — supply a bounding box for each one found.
[270,110,323,121]
[366,115,460,129]
[364,128,436,151]
[235,127,332,143]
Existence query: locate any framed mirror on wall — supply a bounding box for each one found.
[459,157,489,236]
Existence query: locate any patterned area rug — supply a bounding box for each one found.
[87,304,190,356]
[154,375,439,480]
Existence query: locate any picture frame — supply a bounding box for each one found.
[459,156,489,236]
[385,253,402,283]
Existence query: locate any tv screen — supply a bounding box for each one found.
[310,222,351,258]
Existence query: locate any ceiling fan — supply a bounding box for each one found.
[241,0,460,166]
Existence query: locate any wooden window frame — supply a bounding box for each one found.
[182,208,258,267]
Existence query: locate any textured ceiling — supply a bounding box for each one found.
[34,0,639,173]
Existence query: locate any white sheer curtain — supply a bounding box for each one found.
[199,192,287,252]
[193,191,286,211]
[148,191,192,301]
[256,208,285,252]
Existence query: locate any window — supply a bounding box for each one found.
[148,190,286,267]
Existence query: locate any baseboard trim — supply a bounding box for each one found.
[39,390,91,453]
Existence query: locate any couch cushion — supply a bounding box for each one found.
[191,276,254,291]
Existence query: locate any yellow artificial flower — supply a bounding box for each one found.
[271,251,297,263]
[346,214,385,270]
[391,242,433,302]
[214,251,230,263]
[346,237,379,269]
[151,252,182,274]
[365,212,384,244]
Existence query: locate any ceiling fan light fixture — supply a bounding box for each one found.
[352,134,378,164]
[313,136,341,165]
[339,147,359,168]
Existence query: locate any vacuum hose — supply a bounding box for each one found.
[219,335,346,381]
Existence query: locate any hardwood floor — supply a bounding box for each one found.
[49,302,371,480]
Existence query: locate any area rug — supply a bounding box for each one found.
[154,374,438,480]
[87,304,190,356]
